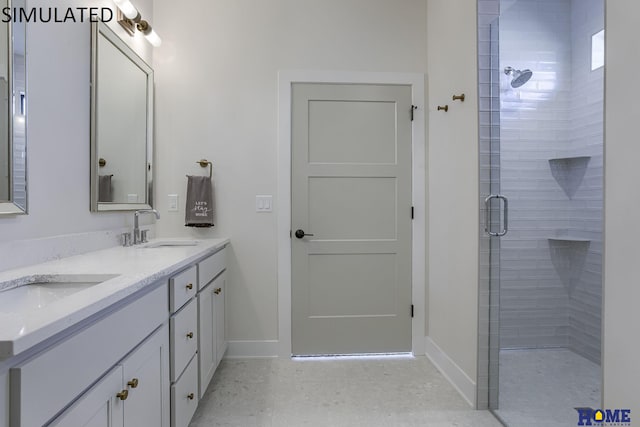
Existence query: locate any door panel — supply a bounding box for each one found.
[308,253,398,316]
[308,100,397,164]
[291,83,412,355]
[308,177,397,240]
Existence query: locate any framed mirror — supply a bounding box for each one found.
[0,0,27,215]
[90,21,153,212]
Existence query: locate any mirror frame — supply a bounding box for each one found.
[0,0,28,215]
[90,21,154,212]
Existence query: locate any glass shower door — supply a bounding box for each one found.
[478,0,604,426]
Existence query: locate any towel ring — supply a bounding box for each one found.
[196,159,213,178]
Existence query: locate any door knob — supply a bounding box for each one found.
[294,229,314,239]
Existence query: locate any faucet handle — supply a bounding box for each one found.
[140,230,149,243]
[121,232,132,247]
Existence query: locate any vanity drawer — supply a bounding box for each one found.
[198,247,226,290]
[170,265,197,312]
[170,298,198,382]
[171,354,199,427]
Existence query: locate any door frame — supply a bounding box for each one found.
[277,70,426,357]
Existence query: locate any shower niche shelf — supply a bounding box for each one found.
[548,156,591,199]
[548,237,591,295]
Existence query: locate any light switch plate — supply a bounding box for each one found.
[256,195,273,212]
[168,194,179,212]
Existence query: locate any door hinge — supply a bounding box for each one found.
[410,105,418,121]
[411,304,414,318]
[411,206,414,220]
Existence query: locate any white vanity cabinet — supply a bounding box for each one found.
[10,284,169,427]
[50,365,124,427]
[196,248,227,398]
[50,324,169,427]
[1,371,8,427]
[168,266,199,427]
[0,240,229,427]
[121,324,169,427]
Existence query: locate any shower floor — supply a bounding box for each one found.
[494,348,601,427]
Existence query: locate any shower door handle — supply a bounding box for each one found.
[484,195,508,237]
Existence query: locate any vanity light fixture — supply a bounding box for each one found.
[113,0,139,20]
[113,0,162,47]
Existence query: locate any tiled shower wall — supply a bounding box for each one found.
[499,0,574,350]
[497,0,603,363]
[567,0,604,364]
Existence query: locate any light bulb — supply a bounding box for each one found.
[113,0,139,20]
[144,28,162,47]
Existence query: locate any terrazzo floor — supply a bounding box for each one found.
[494,348,601,427]
[189,355,504,427]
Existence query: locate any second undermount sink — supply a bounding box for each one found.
[140,240,200,248]
[0,274,120,314]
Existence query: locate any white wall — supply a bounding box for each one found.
[0,0,154,245]
[603,0,640,415]
[425,0,479,400]
[153,0,428,345]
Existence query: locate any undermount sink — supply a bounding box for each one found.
[140,240,200,248]
[0,274,120,314]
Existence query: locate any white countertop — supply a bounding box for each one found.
[0,238,229,359]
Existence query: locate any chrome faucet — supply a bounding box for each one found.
[133,209,160,245]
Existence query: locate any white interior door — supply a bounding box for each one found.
[291,83,413,355]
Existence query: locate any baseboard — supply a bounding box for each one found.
[424,336,476,407]
[225,340,279,359]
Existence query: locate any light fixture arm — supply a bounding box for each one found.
[136,19,150,33]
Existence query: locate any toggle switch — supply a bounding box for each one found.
[168,194,179,212]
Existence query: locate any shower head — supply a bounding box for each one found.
[504,66,533,88]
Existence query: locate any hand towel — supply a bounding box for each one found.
[98,174,113,202]
[185,175,215,227]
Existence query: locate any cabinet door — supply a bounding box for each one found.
[1,371,7,427]
[122,325,170,427]
[197,282,216,398]
[214,272,227,366]
[49,367,124,427]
